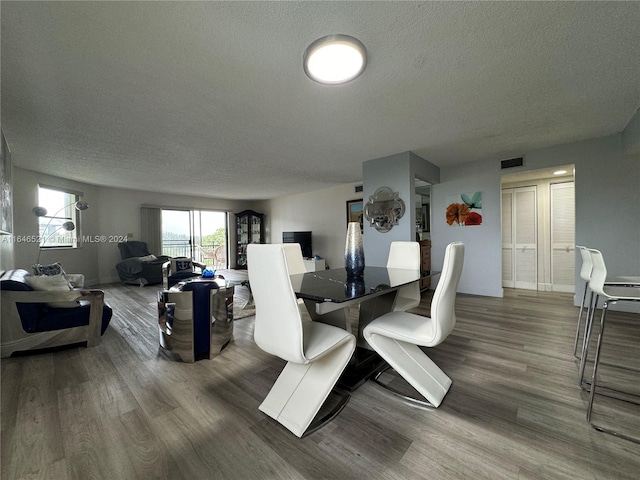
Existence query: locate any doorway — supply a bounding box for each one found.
[161,209,228,269]
[501,166,575,292]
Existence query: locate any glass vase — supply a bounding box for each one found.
[344,222,365,278]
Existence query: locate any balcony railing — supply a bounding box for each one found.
[162,240,227,269]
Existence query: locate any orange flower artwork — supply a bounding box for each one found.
[445,192,482,226]
[446,203,470,225]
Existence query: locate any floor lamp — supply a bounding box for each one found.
[32,201,89,265]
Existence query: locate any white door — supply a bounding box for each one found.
[502,186,538,290]
[514,187,538,289]
[550,182,575,292]
[502,190,514,288]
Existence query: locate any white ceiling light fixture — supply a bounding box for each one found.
[303,34,367,85]
[553,169,568,175]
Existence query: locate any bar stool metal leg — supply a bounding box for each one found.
[573,282,590,358]
[586,300,640,444]
[578,291,598,387]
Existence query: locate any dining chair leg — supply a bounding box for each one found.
[258,339,355,437]
[366,334,452,408]
[372,364,436,408]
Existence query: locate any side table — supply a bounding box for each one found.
[157,278,234,362]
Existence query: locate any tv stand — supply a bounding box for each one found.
[303,258,325,272]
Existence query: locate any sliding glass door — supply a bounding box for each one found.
[161,209,228,269]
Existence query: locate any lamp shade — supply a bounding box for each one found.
[32,206,48,217]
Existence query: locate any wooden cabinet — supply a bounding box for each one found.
[420,240,431,290]
[235,210,264,269]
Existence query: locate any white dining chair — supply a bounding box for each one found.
[577,247,640,385]
[364,242,464,407]
[582,248,640,443]
[387,241,422,312]
[247,244,356,437]
[573,246,594,358]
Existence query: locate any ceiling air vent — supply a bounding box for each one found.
[500,157,524,169]
[355,185,363,193]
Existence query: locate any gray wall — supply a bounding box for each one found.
[361,151,440,267]
[362,153,414,266]
[11,167,256,284]
[260,182,361,271]
[431,158,503,297]
[12,168,103,283]
[7,130,638,309]
[432,133,639,308]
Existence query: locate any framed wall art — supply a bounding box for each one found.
[346,199,363,232]
[445,191,483,227]
[0,130,12,235]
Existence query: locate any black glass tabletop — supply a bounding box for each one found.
[290,266,436,303]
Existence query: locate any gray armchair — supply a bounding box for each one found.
[116,241,170,285]
[162,257,206,289]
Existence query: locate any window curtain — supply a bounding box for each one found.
[140,207,162,255]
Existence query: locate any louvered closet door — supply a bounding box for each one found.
[502,186,537,290]
[502,190,514,288]
[550,182,575,292]
[513,187,538,290]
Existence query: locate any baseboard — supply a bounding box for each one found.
[97,275,121,286]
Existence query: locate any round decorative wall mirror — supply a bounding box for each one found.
[363,187,406,233]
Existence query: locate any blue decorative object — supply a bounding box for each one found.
[344,222,365,278]
[202,268,215,278]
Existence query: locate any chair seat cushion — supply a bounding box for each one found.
[365,311,437,346]
[40,301,113,335]
[301,321,354,361]
[1,269,113,336]
[170,271,200,281]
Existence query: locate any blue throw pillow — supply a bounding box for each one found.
[171,258,193,273]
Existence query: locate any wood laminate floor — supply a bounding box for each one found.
[2,284,639,479]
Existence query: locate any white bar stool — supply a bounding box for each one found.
[582,248,640,443]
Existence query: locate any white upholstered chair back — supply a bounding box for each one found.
[577,246,593,282]
[247,244,306,364]
[387,241,421,312]
[430,241,465,346]
[282,243,307,275]
[387,241,421,270]
[586,249,607,297]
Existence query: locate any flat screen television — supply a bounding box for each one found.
[282,231,312,259]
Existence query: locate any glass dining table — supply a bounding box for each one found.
[289,266,439,391]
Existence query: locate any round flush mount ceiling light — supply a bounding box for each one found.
[303,34,367,85]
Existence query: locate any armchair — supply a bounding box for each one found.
[0,269,112,357]
[116,241,170,286]
[162,257,206,289]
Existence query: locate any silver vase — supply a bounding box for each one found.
[345,222,365,278]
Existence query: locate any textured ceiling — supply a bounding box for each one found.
[2,1,639,200]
